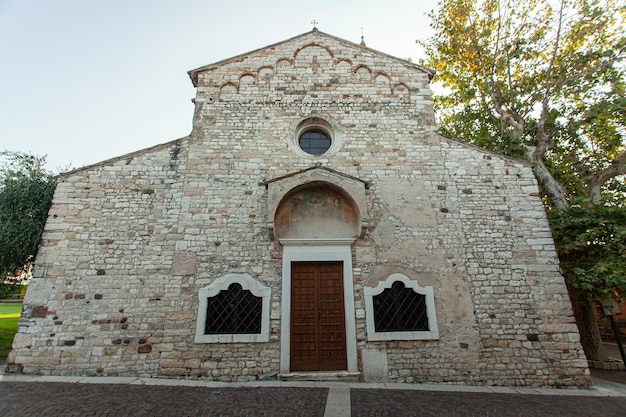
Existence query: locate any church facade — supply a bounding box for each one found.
[8,30,590,386]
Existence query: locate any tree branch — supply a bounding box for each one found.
[467,3,525,140]
[535,0,566,159]
[585,149,626,202]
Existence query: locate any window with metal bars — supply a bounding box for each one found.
[205,283,262,334]
[299,129,332,155]
[373,281,429,332]
[364,273,439,341]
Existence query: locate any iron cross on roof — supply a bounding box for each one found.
[311,19,318,29]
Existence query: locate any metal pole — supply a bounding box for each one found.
[608,315,626,369]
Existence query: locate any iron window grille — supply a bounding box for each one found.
[299,129,331,155]
[205,283,262,334]
[373,281,429,332]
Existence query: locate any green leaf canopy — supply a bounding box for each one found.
[0,151,56,280]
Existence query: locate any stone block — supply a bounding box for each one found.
[12,333,32,349]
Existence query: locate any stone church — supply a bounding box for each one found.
[9,29,590,386]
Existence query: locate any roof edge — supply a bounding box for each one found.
[436,132,532,167]
[57,136,190,179]
[261,164,371,189]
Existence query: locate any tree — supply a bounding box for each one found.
[549,204,626,298]
[0,151,56,292]
[421,0,625,362]
[548,203,626,360]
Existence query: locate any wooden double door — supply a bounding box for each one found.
[290,261,347,371]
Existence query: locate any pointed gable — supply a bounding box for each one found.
[187,29,434,97]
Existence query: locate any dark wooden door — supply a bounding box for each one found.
[290,261,347,371]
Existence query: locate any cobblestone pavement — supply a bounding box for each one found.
[0,382,328,417]
[351,388,626,417]
[2,378,626,417]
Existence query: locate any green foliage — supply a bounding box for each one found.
[548,203,626,299]
[0,151,56,281]
[433,97,528,158]
[0,282,26,299]
[421,0,626,201]
[422,0,626,302]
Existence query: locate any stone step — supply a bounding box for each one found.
[278,372,361,382]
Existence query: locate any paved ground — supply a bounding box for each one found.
[591,367,626,384]
[2,374,626,417]
[351,388,626,416]
[0,382,328,417]
[604,341,626,368]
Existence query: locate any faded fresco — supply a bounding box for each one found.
[274,186,359,240]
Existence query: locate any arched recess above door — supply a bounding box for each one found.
[274,184,358,241]
[263,166,369,242]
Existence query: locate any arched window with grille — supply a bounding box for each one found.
[364,273,439,341]
[195,274,270,343]
[373,281,429,332]
[205,283,262,334]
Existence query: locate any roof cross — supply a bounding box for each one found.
[311,19,318,29]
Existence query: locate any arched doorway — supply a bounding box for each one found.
[274,183,360,374]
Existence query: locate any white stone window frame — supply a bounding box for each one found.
[289,116,344,158]
[194,273,271,343]
[364,273,439,341]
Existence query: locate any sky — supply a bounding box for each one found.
[0,0,438,172]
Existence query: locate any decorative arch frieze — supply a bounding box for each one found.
[391,82,410,95]
[204,48,416,99]
[257,66,274,78]
[276,58,293,67]
[334,58,352,75]
[335,58,353,67]
[238,72,257,83]
[354,65,372,75]
[293,43,335,60]
[374,72,391,84]
[219,81,239,95]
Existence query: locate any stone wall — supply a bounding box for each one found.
[8,30,590,386]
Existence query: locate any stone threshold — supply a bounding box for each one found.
[278,371,361,382]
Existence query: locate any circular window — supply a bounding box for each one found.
[299,129,331,155]
[294,117,336,157]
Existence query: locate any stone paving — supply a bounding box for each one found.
[0,381,328,417]
[351,388,626,416]
[1,375,626,417]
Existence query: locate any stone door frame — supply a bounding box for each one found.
[290,261,347,371]
[279,240,358,374]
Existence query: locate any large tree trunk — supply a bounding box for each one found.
[531,163,568,209]
[567,283,608,364]
[583,150,626,202]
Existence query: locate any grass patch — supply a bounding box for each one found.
[0,303,22,362]
[0,303,23,318]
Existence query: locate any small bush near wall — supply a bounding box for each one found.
[0,283,26,300]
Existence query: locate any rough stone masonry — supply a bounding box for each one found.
[7,29,590,386]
